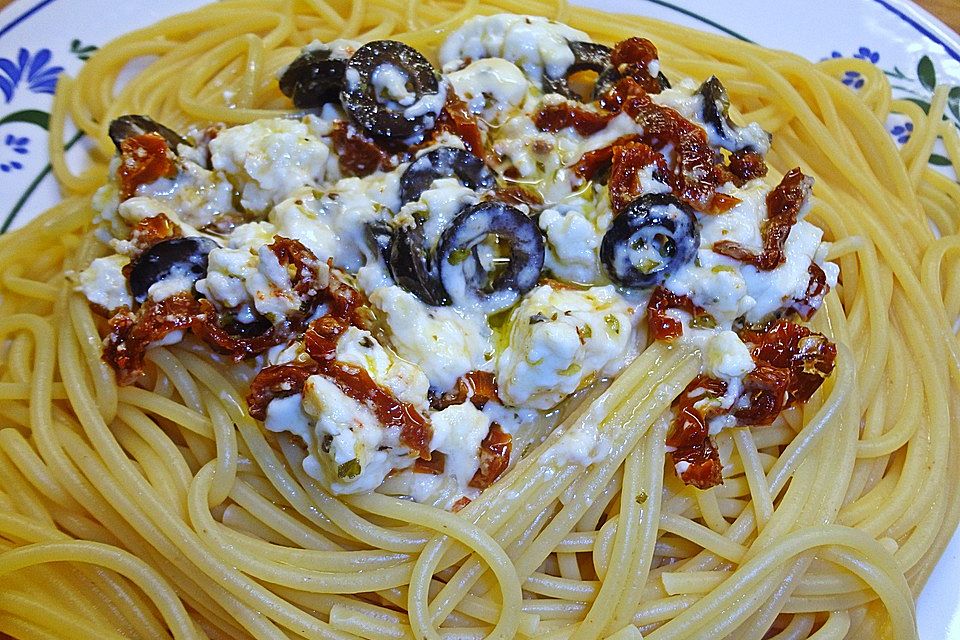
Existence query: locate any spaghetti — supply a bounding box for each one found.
[0,1,958,639]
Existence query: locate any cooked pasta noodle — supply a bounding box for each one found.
[0,0,959,638]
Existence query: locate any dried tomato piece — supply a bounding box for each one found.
[534,102,612,136]
[492,185,543,207]
[787,262,830,321]
[117,133,177,200]
[303,315,351,362]
[608,141,671,214]
[451,496,471,512]
[414,452,445,475]
[733,361,790,426]
[128,213,181,254]
[267,236,328,312]
[432,93,486,159]
[667,375,729,449]
[431,371,499,410]
[321,362,433,460]
[672,439,723,490]
[102,292,200,385]
[609,37,664,94]
[667,375,728,489]
[713,168,813,270]
[469,423,511,490]
[191,299,291,360]
[330,121,394,177]
[740,320,837,406]
[646,286,713,341]
[726,149,768,185]
[246,362,319,421]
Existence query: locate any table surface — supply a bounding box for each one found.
[0,0,957,31]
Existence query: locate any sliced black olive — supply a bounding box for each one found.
[220,311,273,337]
[543,41,612,100]
[340,40,442,140]
[697,76,769,153]
[600,193,699,288]
[437,201,544,312]
[279,48,347,109]
[399,146,496,205]
[128,237,219,304]
[365,220,394,264]
[108,115,188,153]
[388,225,450,307]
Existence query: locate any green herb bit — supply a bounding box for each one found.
[448,247,471,265]
[337,458,362,479]
[636,491,648,504]
[604,314,621,335]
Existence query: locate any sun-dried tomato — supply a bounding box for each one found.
[787,262,830,321]
[492,185,543,207]
[128,213,181,254]
[647,287,713,341]
[713,168,813,270]
[667,375,728,489]
[303,315,351,362]
[191,299,290,360]
[451,496,471,512]
[321,361,433,459]
[672,439,724,490]
[246,362,319,421]
[414,452,445,475]
[431,93,486,159]
[726,149,768,185]
[739,319,837,407]
[267,236,328,312]
[469,423,511,490]
[431,371,499,410]
[609,37,664,94]
[608,141,672,214]
[667,375,728,447]
[734,360,790,426]
[117,133,177,200]
[102,292,200,385]
[331,121,394,178]
[534,102,612,136]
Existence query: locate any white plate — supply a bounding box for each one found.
[0,0,957,637]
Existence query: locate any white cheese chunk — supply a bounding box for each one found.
[369,285,493,392]
[210,117,331,214]
[439,14,588,85]
[497,284,635,409]
[429,402,492,488]
[76,255,132,312]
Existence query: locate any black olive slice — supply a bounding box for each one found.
[221,312,273,337]
[340,40,442,140]
[108,115,188,154]
[388,225,450,307]
[543,41,612,100]
[279,48,347,109]
[697,76,770,153]
[437,201,544,312]
[128,237,219,304]
[399,146,496,205]
[600,193,699,289]
[365,220,394,264]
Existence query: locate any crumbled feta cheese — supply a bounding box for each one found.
[447,58,531,125]
[538,194,606,284]
[300,375,414,494]
[369,285,492,392]
[136,161,234,229]
[210,117,331,213]
[429,402,491,487]
[76,255,132,312]
[497,284,635,409]
[335,326,430,410]
[439,14,588,84]
[395,178,480,249]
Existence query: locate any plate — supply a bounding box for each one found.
[0,0,957,637]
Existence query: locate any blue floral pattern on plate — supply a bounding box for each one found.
[0,134,29,172]
[0,48,64,103]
